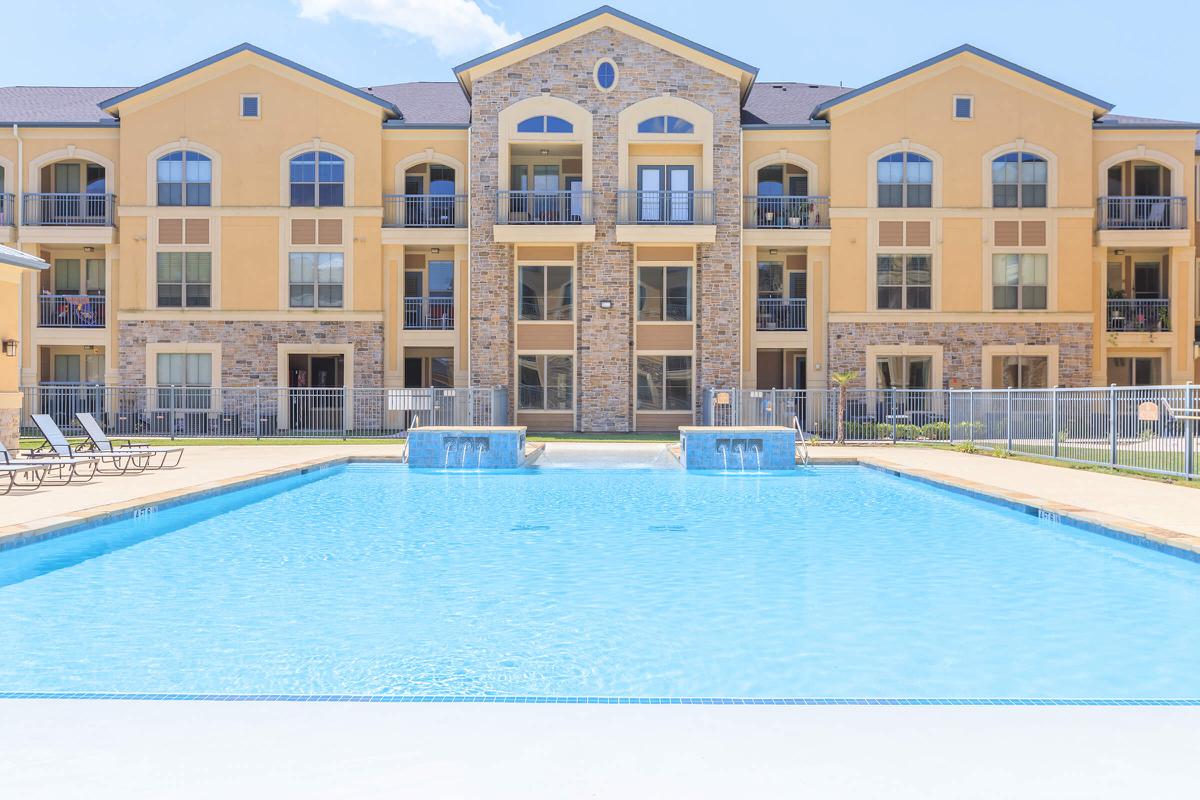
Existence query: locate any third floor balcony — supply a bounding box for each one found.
[743,196,830,230]
[1097,196,1187,231]
[383,194,467,228]
[617,190,714,225]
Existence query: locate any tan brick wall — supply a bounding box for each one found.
[117,320,384,386]
[468,27,742,431]
[828,322,1093,388]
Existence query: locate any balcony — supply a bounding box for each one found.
[1106,298,1169,333]
[496,190,592,224]
[22,193,116,226]
[617,190,714,225]
[383,194,467,228]
[743,196,830,230]
[0,193,14,226]
[755,297,807,332]
[403,297,454,330]
[38,293,107,328]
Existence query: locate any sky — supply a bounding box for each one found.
[4,0,1199,121]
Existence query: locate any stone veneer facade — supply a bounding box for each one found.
[469,27,742,431]
[828,322,1094,388]
[0,408,18,452]
[117,321,384,387]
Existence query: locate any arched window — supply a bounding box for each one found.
[289,151,344,207]
[992,152,1047,208]
[877,152,932,208]
[637,115,694,134]
[516,115,573,133]
[157,151,212,206]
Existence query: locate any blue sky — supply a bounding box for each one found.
[5,0,1199,120]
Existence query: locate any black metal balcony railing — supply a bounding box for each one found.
[496,190,593,224]
[1106,298,1169,332]
[743,196,831,229]
[0,193,14,226]
[22,192,116,226]
[383,194,467,228]
[755,297,807,331]
[404,296,454,329]
[38,293,107,328]
[617,190,715,225]
[1097,196,1187,230]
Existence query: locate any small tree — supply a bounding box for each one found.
[831,370,858,444]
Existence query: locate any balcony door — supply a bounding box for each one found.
[1133,262,1162,299]
[638,165,693,222]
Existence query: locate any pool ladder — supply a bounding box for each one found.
[793,415,811,467]
[400,415,419,464]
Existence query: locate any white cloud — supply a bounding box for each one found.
[296,0,520,59]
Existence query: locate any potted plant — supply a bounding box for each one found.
[1157,305,1169,331]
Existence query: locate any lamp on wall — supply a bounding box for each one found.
[2,339,16,358]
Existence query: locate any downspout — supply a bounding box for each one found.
[12,124,22,229]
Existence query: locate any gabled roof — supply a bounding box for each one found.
[100,43,400,118]
[0,87,126,126]
[811,44,1113,119]
[367,82,471,127]
[741,82,850,127]
[0,244,48,271]
[453,5,757,100]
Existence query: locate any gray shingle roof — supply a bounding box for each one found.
[1094,113,1200,128]
[741,82,852,126]
[365,82,470,126]
[0,86,127,125]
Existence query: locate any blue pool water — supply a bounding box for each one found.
[1,464,1199,701]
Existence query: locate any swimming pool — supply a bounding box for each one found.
[1,464,1198,703]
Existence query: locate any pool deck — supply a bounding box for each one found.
[2,441,1200,797]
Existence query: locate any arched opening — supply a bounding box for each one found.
[747,163,824,229]
[391,162,461,227]
[28,158,111,225]
[1101,159,1183,230]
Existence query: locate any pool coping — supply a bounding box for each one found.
[3,451,1200,706]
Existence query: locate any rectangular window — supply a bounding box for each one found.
[876,356,933,390]
[636,355,692,411]
[517,354,574,410]
[954,96,973,119]
[992,254,1048,310]
[156,352,212,409]
[876,255,931,310]
[288,252,344,308]
[156,252,212,308]
[518,265,573,320]
[991,355,1048,388]
[637,266,691,321]
[241,95,260,118]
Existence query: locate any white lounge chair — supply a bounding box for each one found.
[75,412,184,469]
[25,414,148,475]
[0,449,96,492]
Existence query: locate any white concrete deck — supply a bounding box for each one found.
[2,441,1199,797]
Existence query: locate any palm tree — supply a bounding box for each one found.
[831,370,858,444]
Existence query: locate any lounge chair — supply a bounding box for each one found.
[0,449,96,492]
[75,412,184,469]
[25,414,148,475]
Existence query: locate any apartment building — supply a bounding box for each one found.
[1,5,1196,434]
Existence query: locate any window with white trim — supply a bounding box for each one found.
[241,95,260,118]
[289,151,344,207]
[876,254,931,310]
[288,252,344,308]
[156,150,212,206]
[991,355,1048,388]
[156,353,212,409]
[156,252,211,308]
[953,96,973,119]
[992,254,1048,310]
[877,152,932,208]
[992,152,1047,208]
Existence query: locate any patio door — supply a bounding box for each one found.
[1133,262,1162,299]
[638,165,693,222]
[288,353,345,430]
[533,165,559,221]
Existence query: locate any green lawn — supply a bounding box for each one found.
[19,431,678,448]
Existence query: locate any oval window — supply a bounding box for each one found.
[595,60,616,91]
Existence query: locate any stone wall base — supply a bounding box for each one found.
[828,322,1093,388]
[0,407,17,452]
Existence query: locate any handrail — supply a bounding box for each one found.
[401,414,419,463]
[793,415,810,466]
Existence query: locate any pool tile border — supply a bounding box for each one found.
[0,691,1196,706]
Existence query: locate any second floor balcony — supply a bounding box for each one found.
[22,193,116,226]
[383,194,467,228]
[755,297,807,331]
[1097,196,1187,231]
[496,190,593,224]
[1106,298,1169,333]
[0,193,13,226]
[403,296,454,330]
[617,190,714,225]
[743,196,830,230]
[38,293,107,328]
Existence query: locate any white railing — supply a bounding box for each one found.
[1097,196,1187,230]
[22,192,115,226]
